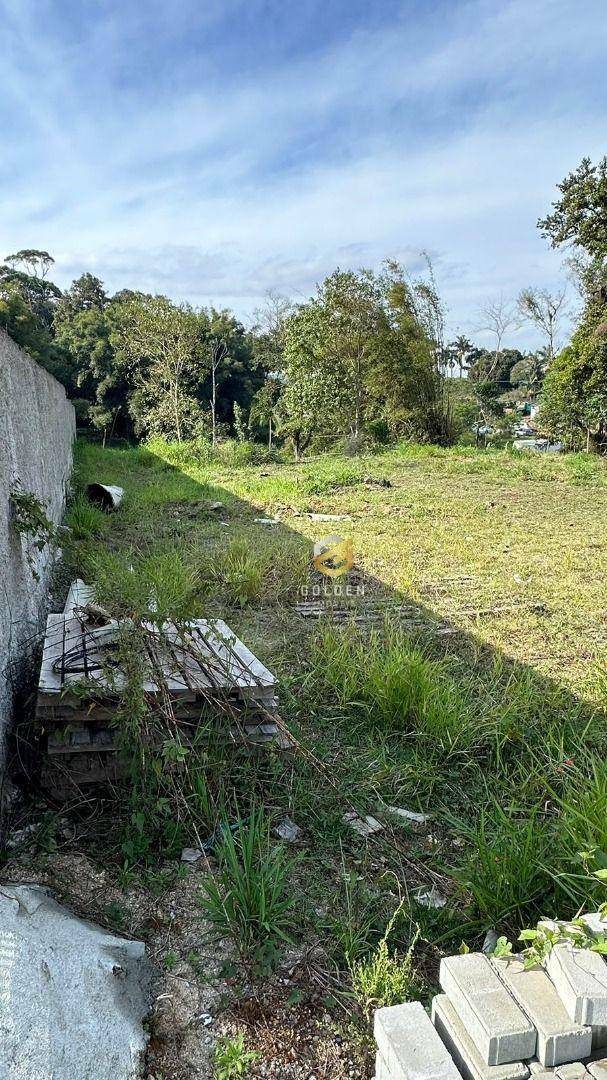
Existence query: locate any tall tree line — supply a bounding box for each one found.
[0,252,455,451]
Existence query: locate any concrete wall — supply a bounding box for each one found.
[0,329,75,792]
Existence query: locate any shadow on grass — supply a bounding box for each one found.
[31,439,607,951]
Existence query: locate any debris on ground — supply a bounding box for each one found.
[363,476,392,487]
[306,513,352,522]
[181,847,205,864]
[482,928,500,954]
[205,501,225,511]
[254,517,279,525]
[274,817,301,843]
[381,805,430,825]
[86,482,125,510]
[414,885,447,909]
[0,883,151,1079]
[343,811,384,837]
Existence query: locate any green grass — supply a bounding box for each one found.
[61,436,607,1001]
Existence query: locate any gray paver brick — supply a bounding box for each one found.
[439,953,536,1066]
[493,957,592,1066]
[545,946,607,1026]
[432,993,529,1080]
[374,1002,461,1080]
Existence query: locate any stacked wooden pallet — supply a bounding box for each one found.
[37,581,285,800]
[374,919,607,1080]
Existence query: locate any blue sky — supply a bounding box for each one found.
[1,0,606,346]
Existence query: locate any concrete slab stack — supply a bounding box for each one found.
[374,917,607,1080]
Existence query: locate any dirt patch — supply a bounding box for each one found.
[1,847,373,1078]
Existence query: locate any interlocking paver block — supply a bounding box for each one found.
[439,953,536,1066]
[432,993,530,1080]
[374,1001,461,1080]
[545,946,607,1025]
[555,1064,588,1080]
[493,957,591,1066]
[588,1060,607,1080]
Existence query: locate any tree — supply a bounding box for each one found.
[0,281,53,364]
[251,291,292,373]
[539,157,607,262]
[55,273,108,322]
[208,337,227,446]
[477,296,521,380]
[539,315,607,452]
[114,297,204,442]
[249,375,284,448]
[283,299,348,457]
[536,159,607,450]
[5,249,54,279]
[282,262,454,456]
[517,286,567,363]
[509,350,548,399]
[445,335,474,378]
[0,251,61,329]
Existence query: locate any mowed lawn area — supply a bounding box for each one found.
[57,439,607,1055]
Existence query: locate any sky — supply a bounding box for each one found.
[1,0,606,347]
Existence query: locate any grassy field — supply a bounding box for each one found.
[48,438,607,1071]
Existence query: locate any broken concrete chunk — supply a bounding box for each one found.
[432,993,530,1080]
[180,847,204,863]
[483,930,501,955]
[307,512,352,521]
[274,817,301,843]
[383,805,429,825]
[0,884,151,1079]
[493,956,592,1067]
[415,885,447,909]
[545,944,607,1025]
[205,501,224,511]
[375,1001,461,1080]
[343,811,384,837]
[254,517,279,525]
[439,953,537,1066]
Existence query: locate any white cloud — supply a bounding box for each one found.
[0,0,605,346]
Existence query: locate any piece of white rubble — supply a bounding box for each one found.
[180,848,204,863]
[274,817,301,843]
[343,811,384,837]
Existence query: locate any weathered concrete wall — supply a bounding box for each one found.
[0,329,75,793]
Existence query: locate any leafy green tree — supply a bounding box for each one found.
[375,261,454,445]
[197,309,263,438]
[509,350,548,398]
[282,262,453,455]
[449,334,474,378]
[540,306,607,451]
[536,158,607,450]
[249,375,284,448]
[283,299,347,457]
[0,249,62,328]
[55,273,108,322]
[0,282,54,364]
[113,296,204,442]
[539,157,607,262]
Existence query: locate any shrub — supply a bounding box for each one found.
[199,807,297,976]
[213,1034,259,1078]
[65,494,108,540]
[448,799,555,931]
